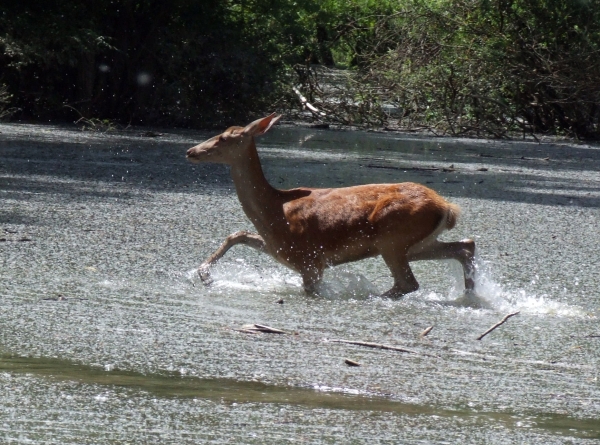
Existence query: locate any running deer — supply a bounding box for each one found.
[186,113,476,297]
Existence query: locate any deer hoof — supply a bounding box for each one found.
[198,264,213,285]
[381,284,419,299]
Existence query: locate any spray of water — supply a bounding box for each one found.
[435,256,587,317]
[186,255,586,316]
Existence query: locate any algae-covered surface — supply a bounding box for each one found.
[1,123,599,443]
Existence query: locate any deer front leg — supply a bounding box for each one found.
[300,266,324,295]
[198,231,267,283]
[408,239,476,290]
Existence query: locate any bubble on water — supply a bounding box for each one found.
[94,393,109,402]
[312,384,363,396]
[98,280,117,288]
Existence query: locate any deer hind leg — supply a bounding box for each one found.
[408,239,476,290]
[380,248,420,298]
[198,231,266,283]
[300,266,324,295]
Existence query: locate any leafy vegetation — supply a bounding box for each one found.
[1,0,599,138]
[351,0,600,139]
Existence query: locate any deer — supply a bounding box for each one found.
[186,113,476,297]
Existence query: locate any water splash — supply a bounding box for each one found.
[186,257,587,317]
[314,269,381,300]
[187,260,381,300]
[186,259,302,294]
[437,257,588,317]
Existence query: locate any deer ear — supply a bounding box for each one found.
[243,113,281,137]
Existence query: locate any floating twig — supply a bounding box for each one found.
[235,324,287,335]
[366,164,441,172]
[234,328,261,334]
[476,312,520,340]
[43,296,68,302]
[344,358,361,367]
[329,339,418,354]
[420,326,434,338]
[141,131,163,138]
[254,324,286,334]
[42,296,88,302]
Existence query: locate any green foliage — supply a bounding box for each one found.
[0,0,598,137]
[0,83,14,119]
[0,0,305,126]
[348,0,600,138]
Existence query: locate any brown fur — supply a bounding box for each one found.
[187,113,476,297]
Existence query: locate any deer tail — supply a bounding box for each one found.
[445,203,461,231]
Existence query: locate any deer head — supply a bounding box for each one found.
[186,113,281,164]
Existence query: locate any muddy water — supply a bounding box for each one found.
[1,123,599,443]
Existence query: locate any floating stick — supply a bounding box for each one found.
[235,324,287,334]
[253,324,286,334]
[476,312,520,340]
[420,326,434,338]
[329,339,417,354]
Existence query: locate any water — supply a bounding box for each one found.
[1,122,599,443]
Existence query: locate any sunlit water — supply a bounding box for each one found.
[1,122,599,443]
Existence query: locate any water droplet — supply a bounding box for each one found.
[137,72,152,86]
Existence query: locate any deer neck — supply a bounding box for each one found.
[229,141,282,230]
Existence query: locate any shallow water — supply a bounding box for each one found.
[1,123,599,443]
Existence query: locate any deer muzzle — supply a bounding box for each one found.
[186,146,206,163]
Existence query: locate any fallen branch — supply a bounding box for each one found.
[328,339,418,354]
[344,358,361,367]
[476,312,520,340]
[293,87,326,117]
